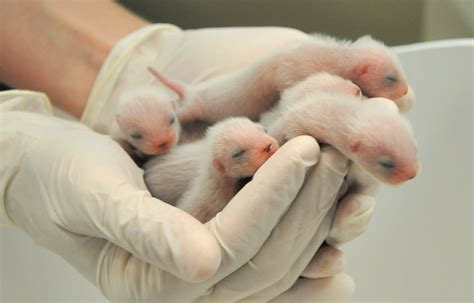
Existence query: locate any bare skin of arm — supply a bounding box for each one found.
[0,0,148,117]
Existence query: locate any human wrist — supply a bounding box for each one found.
[0,0,149,118]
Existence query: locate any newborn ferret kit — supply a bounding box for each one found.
[114,34,420,223]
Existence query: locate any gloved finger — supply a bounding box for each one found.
[238,199,338,301]
[238,169,348,302]
[301,245,345,279]
[201,147,349,302]
[0,89,52,114]
[40,231,170,301]
[93,136,322,302]
[267,274,355,303]
[326,193,375,247]
[205,135,321,272]
[21,122,221,282]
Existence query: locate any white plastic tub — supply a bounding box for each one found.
[346,39,473,302]
[1,39,473,302]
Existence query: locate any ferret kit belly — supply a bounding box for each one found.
[115,33,420,223]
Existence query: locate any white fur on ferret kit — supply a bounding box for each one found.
[175,117,278,223]
[148,35,415,129]
[262,76,420,188]
[114,87,181,158]
[144,73,419,206]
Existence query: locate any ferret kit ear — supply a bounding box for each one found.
[147,66,186,99]
[213,159,226,173]
[353,63,371,78]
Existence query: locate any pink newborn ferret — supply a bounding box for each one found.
[175,117,278,223]
[142,74,356,204]
[115,87,181,156]
[260,72,363,126]
[144,140,203,205]
[264,88,420,186]
[148,35,414,126]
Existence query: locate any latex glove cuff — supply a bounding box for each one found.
[81,24,181,135]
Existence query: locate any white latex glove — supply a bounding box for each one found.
[84,24,376,243]
[1,90,362,302]
[2,25,376,302]
[81,24,377,301]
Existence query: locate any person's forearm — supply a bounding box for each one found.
[0,0,149,117]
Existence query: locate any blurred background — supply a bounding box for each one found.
[119,0,473,45]
[0,0,471,91]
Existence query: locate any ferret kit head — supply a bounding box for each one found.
[207,117,279,178]
[271,73,420,186]
[345,98,420,185]
[116,88,180,156]
[348,36,412,110]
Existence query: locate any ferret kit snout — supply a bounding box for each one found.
[119,33,420,223]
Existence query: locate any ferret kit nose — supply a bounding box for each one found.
[396,165,419,183]
[264,143,274,153]
[156,141,170,150]
[407,163,421,180]
[263,141,278,154]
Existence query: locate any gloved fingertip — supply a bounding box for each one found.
[283,135,321,165]
[302,245,345,279]
[334,273,355,300]
[170,212,222,282]
[179,241,221,283]
[339,194,376,217]
[313,273,355,301]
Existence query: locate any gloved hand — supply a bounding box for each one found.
[84,25,377,301]
[83,22,376,282]
[0,90,368,302]
[1,25,376,302]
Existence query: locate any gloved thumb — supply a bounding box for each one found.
[61,131,222,282]
[87,188,223,283]
[59,161,222,283]
[5,112,222,283]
